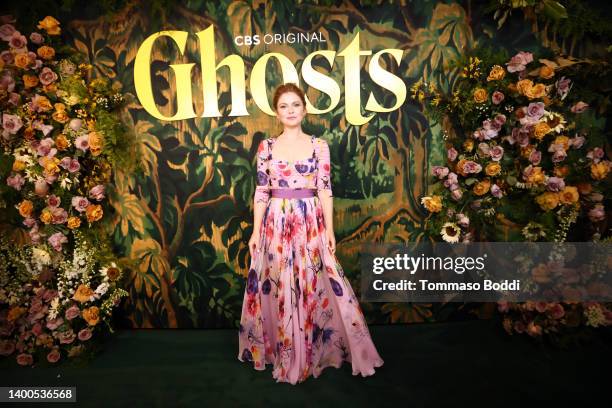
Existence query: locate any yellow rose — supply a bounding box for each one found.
[23,74,39,89]
[52,110,70,124]
[40,156,60,175]
[12,160,26,172]
[473,179,491,196]
[554,166,570,178]
[54,103,66,112]
[35,95,53,112]
[37,16,61,35]
[463,139,474,152]
[591,162,610,180]
[40,208,53,224]
[18,200,34,218]
[485,162,502,176]
[421,195,443,213]
[55,134,70,150]
[88,132,104,156]
[535,192,559,211]
[473,88,488,103]
[14,53,30,69]
[539,65,555,79]
[487,65,506,81]
[521,145,535,159]
[85,204,103,222]
[67,216,81,229]
[516,79,534,96]
[82,306,100,326]
[533,122,551,141]
[37,46,56,60]
[73,284,94,303]
[559,186,579,205]
[526,167,546,185]
[526,83,546,99]
[553,135,570,151]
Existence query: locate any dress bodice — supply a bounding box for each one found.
[254,135,332,203]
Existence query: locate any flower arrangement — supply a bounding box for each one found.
[413,50,611,338]
[0,15,131,365]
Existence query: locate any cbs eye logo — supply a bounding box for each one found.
[234,35,261,46]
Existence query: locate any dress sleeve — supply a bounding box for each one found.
[254,140,270,204]
[316,139,333,195]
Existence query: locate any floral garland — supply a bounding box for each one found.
[413,50,611,337]
[0,15,130,365]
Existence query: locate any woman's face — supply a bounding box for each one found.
[275,92,306,128]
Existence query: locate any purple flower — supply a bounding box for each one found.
[29,32,43,44]
[491,184,503,198]
[36,137,56,157]
[506,51,533,73]
[555,76,572,100]
[432,166,449,179]
[71,196,89,212]
[47,194,61,207]
[6,173,25,190]
[570,101,588,114]
[329,278,343,296]
[551,149,567,163]
[88,185,105,201]
[447,147,458,161]
[23,217,36,228]
[0,23,16,41]
[2,113,23,135]
[546,177,565,192]
[526,102,545,120]
[492,91,504,105]
[490,146,504,162]
[75,134,90,152]
[39,67,58,86]
[444,172,458,188]
[48,232,68,252]
[588,204,605,222]
[246,269,258,294]
[569,135,585,149]
[529,150,542,165]
[512,127,530,147]
[587,147,604,163]
[8,31,27,49]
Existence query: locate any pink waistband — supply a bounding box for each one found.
[270,189,317,198]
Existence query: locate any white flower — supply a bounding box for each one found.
[441,222,461,243]
[32,247,51,269]
[95,282,109,298]
[60,176,73,190]
[541,112,566,133]
[48,297,60,320]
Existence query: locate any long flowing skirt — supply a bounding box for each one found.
[237,196,384,384]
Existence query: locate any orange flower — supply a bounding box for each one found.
[473,179,491,196]
[553,135,570,151]
[40,208,53,224]
[473,88,488,103]
[539,65,555,79]
[485,162,501,176]
[82,306,100,326]
[37,46,56,60]
[73,284,94,303]
[487,65,506,81]
[516,79,534,96]
[554,166,570,178]
[55,134,70,150]
[18,200,33,218]
[525,83,546,99]
[12,160,26,172]
[535,192,559,211]
[421,195,443,213]
[463,139,474,152]
[88,132,104,156]
[23,74,39,88]
[576,182,592,195]
[559,186,579,205]
[520,145,535,159]
[7,306,26,322]
[533,122,551,140]
[40,156,60,175]
[591,162,610,180]
[85,204,103,222]
[52,110,70,124]
[67,216,81,229]
[37,16,61,35]
[14,53,30,69]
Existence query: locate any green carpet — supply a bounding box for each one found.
[2,320,610,407]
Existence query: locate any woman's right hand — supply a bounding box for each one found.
[248,232,259,259]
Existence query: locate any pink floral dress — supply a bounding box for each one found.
[238,135,384,384]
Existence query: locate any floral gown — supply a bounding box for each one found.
[237,135,384,385]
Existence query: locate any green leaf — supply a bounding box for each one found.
[541,0,568,20]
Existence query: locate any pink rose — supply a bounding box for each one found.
[570,101,588,114]
[548,303,565,319]
[432,166,449,179]
[39,67,58,86]
[0,50,13,64]
[535,302,548,313]
[546,177,565,192]
[462,160,482,174]
[506,51,533,73]
[48,232,68,252]
[88,185,105,201]
[569,135,585,149]
[586,147,604,163]
[451,188,463,201]
[29,32,44,44]
[588,204,605,222]
[6,173,25,190]
[65,305,80,320]
[47,194,61,208]
[456,213,469,228]
[36,138,56,157]
[69,118,83,131]
[2,113,23,135]
[78,328,92,341]
[526,321,542,337]
[32,120,54,137]
[0,73,15,93]
[491,91,504,105]
[47,348,61,363]
[75,134,90,152]
[46,317,64,330]
[529,150,541,165]
[23,217,36,228]
[556,76,572,100]
[0,23,16,41]
[58,329,76,344]
[8,30,27,49]
[526,102,545,119]
[71,196,90,212]
[444,172,458,188]
[447,147,458,162]
[32,323,43,336]
[490,145,504,161]
[16,353,33,366]
[51,207,68,224]
[491,184,502,198]
[7,92,20,107]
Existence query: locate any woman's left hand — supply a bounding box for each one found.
[326,229,336,254]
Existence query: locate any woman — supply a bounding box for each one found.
[238,83,384,384]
